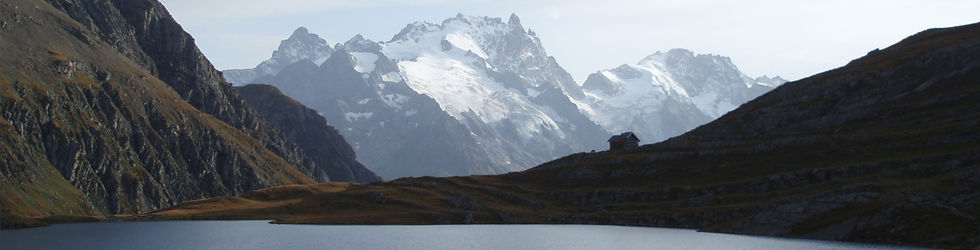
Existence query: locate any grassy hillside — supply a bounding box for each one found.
[1,0,317,226]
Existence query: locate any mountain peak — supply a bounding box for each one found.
[222,27,333,84]
[509,13,521,26]
[292,26,310,37]
[638,51,667,66]
[345,34,381,53]
[283,26,326,45]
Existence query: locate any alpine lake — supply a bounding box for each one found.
[0,221,932,249]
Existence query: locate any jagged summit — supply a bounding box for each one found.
[345,34,382,53]
[293,26,310,36]
[223,26,334,85]
[508,13,523,30]
[272,27,333,64]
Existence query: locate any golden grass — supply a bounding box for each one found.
[47,49,70,63]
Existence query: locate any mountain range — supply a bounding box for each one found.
[224,14,784,179]
[3,0,979,249]
[145,21,980,250]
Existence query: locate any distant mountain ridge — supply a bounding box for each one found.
[225,14,783,179]
[578,49,785,142]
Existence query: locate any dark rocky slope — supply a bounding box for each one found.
[143,22,980,249]
[236,84,381,183]
[43,0,322,178]
[1,0,375,227]
[530,21,980,248]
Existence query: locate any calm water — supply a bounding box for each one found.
[0,221,929,250]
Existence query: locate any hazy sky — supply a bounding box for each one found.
[157,0,979,82]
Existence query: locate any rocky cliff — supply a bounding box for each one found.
[44,0,322,177]
[0,0,376,227]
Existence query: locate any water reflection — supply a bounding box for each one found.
[0,221,930,250]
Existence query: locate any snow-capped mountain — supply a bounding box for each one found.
[224,14,782,179]
[233,14,606,179]
[576,49,786,143]
[255,43,507,179]
[224,27,334,85]
[380,14,607,166]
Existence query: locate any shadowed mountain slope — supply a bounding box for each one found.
[236,84,381,183]
[1,0,376,228]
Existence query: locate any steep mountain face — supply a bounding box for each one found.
[1,0,375,226]
[236,84,381,183]
[381,14,608,167]
[577,49,785,142]
[149,21,980,250]
[43,0,328,177]
[237,14,613,179]
[224,27,334,85]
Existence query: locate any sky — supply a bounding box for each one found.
[157,0,980,82]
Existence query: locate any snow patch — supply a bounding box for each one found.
[444,33,489,59]
[526,88,541,98]
[313,55,331,66]
[382,72,403,83]
[344,112,374,122]
[352,52,379,73]
[691,92,719,117]
[383,94,410,109]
